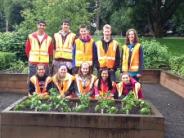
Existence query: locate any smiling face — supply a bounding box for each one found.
[101,70,109,81]
[80,27,88,38]
[37,65,46,77]
[121,74,131,84]
[58,65,67,78]
[37,22,46,34]
[128,30,135,43]
[61,22,70,33]
[81,63,90,76]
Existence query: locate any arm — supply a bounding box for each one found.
[114,45,120,70]
[25,39,31,58]
[92,42,99,69]
[72,43,76,68]
[28,80,35,95]
[138,46,144,74]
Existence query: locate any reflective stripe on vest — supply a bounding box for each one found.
[75,38,94,67]
[52,73,73,95]
[96,40,117,69]
[122,43,140,72]
[28,34,51,63]
[54,32,75,60]
[30,75,52,94]
[75,74,96,95]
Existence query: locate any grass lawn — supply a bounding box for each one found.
[94,36,184,56]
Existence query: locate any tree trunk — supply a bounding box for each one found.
[5,19,8,32]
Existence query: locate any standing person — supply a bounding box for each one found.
[116,72,144,99]
[94,68,117,99]
[52,64,75,98]
[25,20,53,77]
[72,24,98,73]
[96,24,120,82]
[74,62,96,97]
[121,28,144,81]
[53,19,76,74]
[28,64,52,98]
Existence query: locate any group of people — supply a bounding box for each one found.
[25,19,144,99]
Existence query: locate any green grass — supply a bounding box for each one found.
[93,36,184,56]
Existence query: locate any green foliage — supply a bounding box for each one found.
[142,39,170,69]
[0,32,27,61]
[169,55,184,77]
[74,94,90,112]
[121,92,151,115]
[0,51,16,70]
[7,60,27,73]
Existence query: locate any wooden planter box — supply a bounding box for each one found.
[160,71,184,98]
[0,97,164,138]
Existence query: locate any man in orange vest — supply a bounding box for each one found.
[29,64,52,97]
[96,24,120,82]
[72,24,98,73]
[25,20,53,77]
[52,19,76,75]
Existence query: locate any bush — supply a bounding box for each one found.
[142,39,170,69]
[0,52,16,70]
[169,55,184,77]
[0,32,27,61]
[7,60,28,73]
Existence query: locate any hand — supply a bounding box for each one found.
[136,73,142,78]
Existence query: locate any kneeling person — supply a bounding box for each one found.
[52,64,75,98]
[29,64,52,98]
[116,72,143,99]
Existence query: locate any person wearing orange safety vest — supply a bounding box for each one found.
[74,62,96,97]
[29,64,52,97]
[96,24,120,82]
[121,28,144,82]
[72,24,98,73]
[52,64,75,98]
[25,20,53,77]
[52,19,76,75]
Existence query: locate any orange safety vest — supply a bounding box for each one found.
[96,40,118,69]
[54,32,76,60]
[75,74,96,95]
[30,75,52,94]
[28,34,52,63]
[122,43,140,72]
[75,38,94,67]
[52,73,74,96]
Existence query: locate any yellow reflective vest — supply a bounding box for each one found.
[122,43,140,72]
[54,32,76,60]
[28,34,52,63]
[75,38,94,67]
[96,40,118,69]
[30,75,52,94]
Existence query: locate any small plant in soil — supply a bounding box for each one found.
[95,92,118,114]
[74,93,90,112]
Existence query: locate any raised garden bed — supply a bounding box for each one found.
[0,95,164,138]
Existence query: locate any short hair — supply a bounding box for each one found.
[37,20,46,25]
[103,24,111,30]
[79,24,87,29]
[61,19,70,25]
[36,64,45,70]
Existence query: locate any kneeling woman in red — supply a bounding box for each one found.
[94,68,117,99]
[116,72,144,99]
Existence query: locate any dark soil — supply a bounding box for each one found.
[1,84,184,138]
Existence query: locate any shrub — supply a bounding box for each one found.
[0,51,16,70]
[142,39,170,69]
[169,55,184,77]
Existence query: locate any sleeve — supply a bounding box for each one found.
[65,80,75,96]
[72,44,76,68]
[48,40,53,56]
[114,45,120,70]
[120,46,124,73]
[139,46,144,74]
[46,81,53,94]
[92,42,99,69]
[25,38,31,58]
[28,80,35,95]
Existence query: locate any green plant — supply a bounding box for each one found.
[95,93,118,114]
[0,51,16,70]
[74,94,90,112]
[7,60,27,73]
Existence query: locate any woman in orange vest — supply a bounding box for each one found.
[121,28,144,81]
[52,64,75,98]
[94,68,117,99]
[29,64,52,98]
[116,72,144,99]
[74,62,96,97]
[72,24,98,73]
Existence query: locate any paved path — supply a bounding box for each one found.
[0,84,184,138]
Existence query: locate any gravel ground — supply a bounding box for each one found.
[0,84,184,138]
